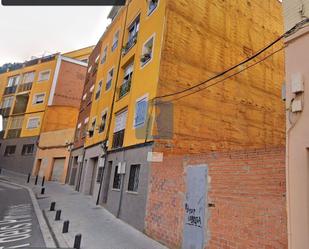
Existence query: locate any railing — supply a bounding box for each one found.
[122,33,138,55]
[119,79,131,99]
[18,82,32,92]
[4,86,17,95]
[0,108,11,117]
[6,129,21,139]
[112,130,125,149]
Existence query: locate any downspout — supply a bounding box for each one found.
[96,2,130,205]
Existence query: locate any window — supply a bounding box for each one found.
[22,72,35,84]
[128,16,140,43]
[123,16,140,54]
[89,85,95,93]
[101,46,107,64]
[113,165,121,189]
[89,117,96,137]
[119,63,133,99]
[128,164,140,192]
[38,70,50,82]
[87,65,92,73]
[95,81,102,100]
[27,117,40,129]
[96,167,104,183]
[82,93,87,101]
[134,96,148,128]
[95,55,100,64]
[7,75,20,87]
[75,123,82,141]
[83,117,89,138]
[4,145,16,157]
[33,93,45,105]
[148,0,159,15]
[141,36,154,67]
[112,109,127,148]
[106,69,114,91]
[21,144,34,156]
[81,59,88,63]
[1,96,14,109]
[112,31,119,52]
[98,110,107,133]
[9,116,24,129]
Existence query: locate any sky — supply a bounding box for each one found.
[0,5,112,65]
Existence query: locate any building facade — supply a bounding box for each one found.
[283,0,309,248]
[68,0,287,248]
[0,48,91,177]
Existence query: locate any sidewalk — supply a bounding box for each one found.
[1,170,168,249]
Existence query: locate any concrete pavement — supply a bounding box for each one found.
[0,180,46,249]
[0,170,169,249]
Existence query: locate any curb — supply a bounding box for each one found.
[0,179,57,248]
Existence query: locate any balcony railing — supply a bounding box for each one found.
[122,33,138,55]
[0,108,11,117]
[119,79,131,99]
[4,86,17,95]
[18,82,33,92]
[6,129,21,139]
[112,130,125,149]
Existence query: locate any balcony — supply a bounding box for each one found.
[4,86,17,95]
[12,94,29,115]
[18,82,33,93]
[112,130,125,149]
[0,107,11,117]
[6,129,21,139]
[118,79,131,99]
[122,33,138,55]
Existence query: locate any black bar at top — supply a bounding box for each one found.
[2,0,125,5]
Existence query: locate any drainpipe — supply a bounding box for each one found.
[96,1,130,206]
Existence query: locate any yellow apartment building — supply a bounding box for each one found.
[68,1,287,248]
[0,47,91,178]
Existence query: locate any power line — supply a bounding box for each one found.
[152,18,309,101]
[164,46,285,103]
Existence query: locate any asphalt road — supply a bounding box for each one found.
[0,180,46,249]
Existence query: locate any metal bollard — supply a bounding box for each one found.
[55,210,61,221]
[27,173,31,183]
[50,202,56,211]
[35,175,38,185]
[41,187,45,195]
[41,176,45,187]
[73,234,82,249]
[62,220,69,233]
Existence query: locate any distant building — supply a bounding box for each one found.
[283,0,309,248]
[67,1,287,248]
[0,47,92,181]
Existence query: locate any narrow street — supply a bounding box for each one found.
[0,180,45,249]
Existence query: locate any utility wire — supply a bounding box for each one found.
[164,46,286,103]
[152,18,309,101]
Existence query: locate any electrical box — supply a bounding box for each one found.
[118,162,126,174]
[292,99,302,113]
[291,73,304,94]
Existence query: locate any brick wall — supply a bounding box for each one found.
[145,147,287,249]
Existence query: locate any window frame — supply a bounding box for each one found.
[133,94,149,128]
[140,34,155,68]
[26,117,40,129]
[21,144,34,156]
[32,92,46,105]
[98,108,108,134]
[101,46,108,64]
[95,81,103,100]
[106,68,114,91]
[4,145,16,157]
[127,164,141,193]
[111,30,120,52]
[112,165,122,190]
[37,70,51,82]
[147,0,159,16]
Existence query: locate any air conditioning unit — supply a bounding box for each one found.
[291,73,304,94]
